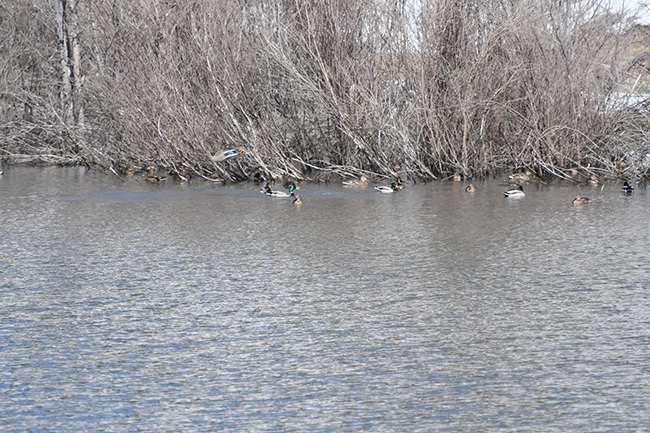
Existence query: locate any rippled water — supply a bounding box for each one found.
[1,166,649,431]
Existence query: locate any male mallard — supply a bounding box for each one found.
[261,182,291,197]
[465,184,477,193]
[622,181,634,195]
[211,148,244,162]
[503,185,525,198]
[395,177,406,189]
[375,182,399,193]
[283,181,298,193]
[573,194,589,205]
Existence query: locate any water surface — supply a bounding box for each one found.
[1,167,649,431]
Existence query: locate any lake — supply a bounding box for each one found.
[1,166,649,431]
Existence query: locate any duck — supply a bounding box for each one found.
[144,165,166,183]
[395,177,406,189]
[283,181,298,193]
[622,181,634,195]
[253,173,266,183]
[465,184,477,193]
[261,182,291,197]
[375,182,399,193]
[587,174,602,186]
[169,169,188,182]
[290,192,304,205]
[145,174,166,183]
[503,185,525,198]
[211,148,244,162]
[342,175,369,187]
[509,171,532,183]
[573,194,590,205]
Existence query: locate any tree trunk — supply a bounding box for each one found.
[53,0,84,130]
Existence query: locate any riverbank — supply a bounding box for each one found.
[2,153,645,193]
[3,1,649,186]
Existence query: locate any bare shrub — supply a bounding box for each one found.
[1,0,649,181]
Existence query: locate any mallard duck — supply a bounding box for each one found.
[375,182,399,193]
[587,174,602,186]
[144,165,166,183]
[622,181,634,195]
[290,192,304,205]
[169,169,188,182]
[509,171,532,183]
[465,184,477,193]
[503,185,525,198]
[395,177,406,189]
[211,148,244,162]
[283,181,298,193]
[453,173,463,181]
[261,182,291,197]
[573,194,589,205]
[145,174,166,183]
[342,175,369,187]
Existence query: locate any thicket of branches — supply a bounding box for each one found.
[1,0,650,182]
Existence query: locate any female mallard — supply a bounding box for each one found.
[144,165,166,183]
[375,182,399,193]
[503,185,525,198]
[261,182,291,197]
[573,194,589,205]
[622,181,634,195]
[587,174,602,186]
[509,171,532,183]
[290,192,304,205]
[342,175,369,187]
[465,184,477,193]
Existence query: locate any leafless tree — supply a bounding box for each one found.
[1,0,649,181]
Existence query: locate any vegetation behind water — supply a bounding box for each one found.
[2,0,650,183]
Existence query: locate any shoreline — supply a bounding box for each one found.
[1,157,643,190]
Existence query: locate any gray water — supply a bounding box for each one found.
[1,166,649,432]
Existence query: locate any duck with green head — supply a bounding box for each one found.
[375,182,399,193]
[261,182,291,197]
[503,185,525,198]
